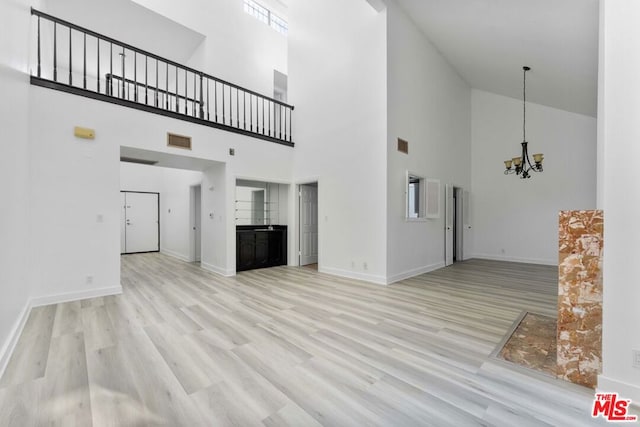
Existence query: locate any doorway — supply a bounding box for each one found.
[190,185,202,263]
[299,183,318,266]
[120,191,160,254]
[445,185,469,266]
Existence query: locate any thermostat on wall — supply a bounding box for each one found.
[74,126,95,140]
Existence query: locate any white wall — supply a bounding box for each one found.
[471,89,597,265]
[201,164,231,275]
[288,0,388,283]
[130,0,287,97]
[28,80,294,302]
[29,90,122,302]
[598,0,640,403]
[386,0,472,283]
[161,167,203,261]
[0,0,40,374]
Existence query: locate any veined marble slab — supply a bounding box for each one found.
[558,210,603,389]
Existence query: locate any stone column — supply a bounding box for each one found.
[557,210,603,389]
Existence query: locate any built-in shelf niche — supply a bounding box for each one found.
[235,179,285,225]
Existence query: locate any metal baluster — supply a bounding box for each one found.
[214,81,218,122]
[36,16,41,77]
[97,39,100,93]
[175,66,179,112]
[206,78,210,120]
[83,33,86,89]
[68,27,72,85]
[222,83,225,124]
[199,74,204,119]
[262,97,265,134]
[268,100,271,136]
[155,59,159,107]
[109,43,112,95]
[229,86,232,126]
[288,107,292,142]
[193,73,197,117]
[243,92,247,130]
[134,52,137,102]
[250,94,253,131]
[279,105,283,140]
[144,56,148,105]
[120,49,125,99]
[236,88,239,127]
[184,68,188,115]
[53,23,59,82]
[165,63,169,109]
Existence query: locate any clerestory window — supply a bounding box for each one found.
[244,0,288,36]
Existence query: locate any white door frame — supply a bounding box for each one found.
[299,183,318,266]
[294,178,320,267]
[445,184,469,265]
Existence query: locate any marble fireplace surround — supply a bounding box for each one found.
[494,210,603,390]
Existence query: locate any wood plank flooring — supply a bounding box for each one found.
[0,254,609,426]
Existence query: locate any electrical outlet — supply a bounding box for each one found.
[86,275,93,285]
[633,350,640,368]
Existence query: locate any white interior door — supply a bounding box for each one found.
[300,184,318,265]
[462,189,471,261]
[123,192,159,254]
[194,186,201,262]
[455,188,464,262]
[120,192,126,254]
[445,184,454,266]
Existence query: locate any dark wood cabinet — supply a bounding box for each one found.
[236,226,287,272]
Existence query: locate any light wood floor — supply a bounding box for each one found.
[0,254,608,426]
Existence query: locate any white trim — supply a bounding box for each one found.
[0,301,32,381]
[161,247,190,262]
[319,266,387,286]
[386,262,445,285]
[31,285,123,308]
[201,261,235,277]
[598,375,640,404]
[472,253,557,266]
[0,284,122,380]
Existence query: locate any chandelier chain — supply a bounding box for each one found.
[523,67,526,142]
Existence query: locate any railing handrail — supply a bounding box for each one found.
[30,7,294,110]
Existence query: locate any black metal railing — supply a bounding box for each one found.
[30,8,294,146]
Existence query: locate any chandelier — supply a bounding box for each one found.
[504,66,543,179]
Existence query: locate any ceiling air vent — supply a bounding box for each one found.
[397,138,408,154]
[120,157,158,166]
[167,132,192,150]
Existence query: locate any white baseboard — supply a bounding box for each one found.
[318,266,388,286]
[0,284,121,380]
[201,262,235,277]
[0,301,32,381]
[386,262,446,285]
[598,375,640,404]
[160,248,190,262]
[472,253,557,266]
[31,285,123,308]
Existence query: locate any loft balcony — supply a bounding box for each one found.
[30,8,294,147]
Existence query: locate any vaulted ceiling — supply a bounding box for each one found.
[393,0,599,117]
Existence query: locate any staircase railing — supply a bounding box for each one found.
[30,8,294,146]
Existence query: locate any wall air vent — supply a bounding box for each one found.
[120,157,158,166]
[167,132,192,150]
[397,138,408,154]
